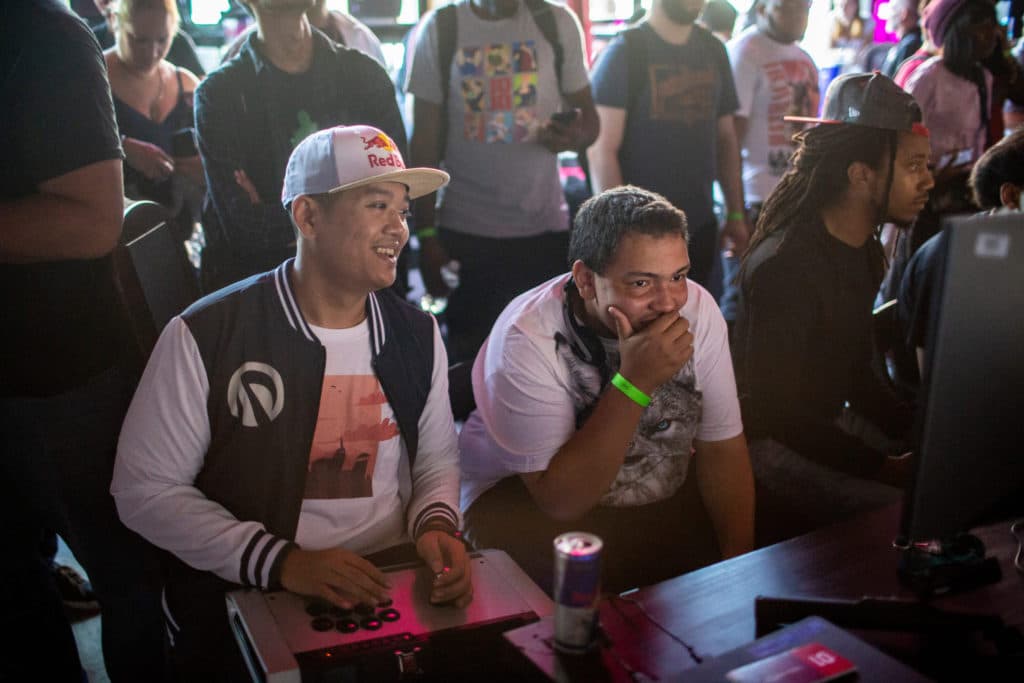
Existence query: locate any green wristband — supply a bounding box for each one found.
[417,226,439,239]
[726,210,745,222]
[611,372,651,407]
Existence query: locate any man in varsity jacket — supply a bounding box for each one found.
[112,125,470,680]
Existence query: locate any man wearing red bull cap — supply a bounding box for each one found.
[731,72,935,545]
[113,125,471,679]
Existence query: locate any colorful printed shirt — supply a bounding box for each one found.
[406,0,590,239]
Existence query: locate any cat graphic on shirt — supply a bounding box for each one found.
[553,334,703,507]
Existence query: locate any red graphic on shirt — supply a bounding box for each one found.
[489,77,514,111]
[305,375,397,499]
[357,389,388,406]
[346,418,400,443]
[647,64,716,125]
[764,59,821,147]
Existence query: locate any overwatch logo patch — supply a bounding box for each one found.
[227,363,284,427]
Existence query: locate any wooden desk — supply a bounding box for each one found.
[505,504,1024,681]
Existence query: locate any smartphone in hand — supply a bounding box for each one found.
[172,127,198,157]
[550,110,579,126]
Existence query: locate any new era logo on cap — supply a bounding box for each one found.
[282,125,449,208]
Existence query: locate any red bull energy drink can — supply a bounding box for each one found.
[552,532,602,653]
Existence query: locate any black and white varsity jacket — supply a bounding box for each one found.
[112,261,460,616]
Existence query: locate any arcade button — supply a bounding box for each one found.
[336,619,359,633]
[379,608,400,622]
[305,600,331,617]
[310,616,334,632]
[360,617,383,631]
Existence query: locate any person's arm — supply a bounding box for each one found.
[715,38,749,251]
[538,86,600,153]
[405,319,471,605]
[688,288,753,557]
[406,14,451,297]
[406,320,461,539]
[693,434,754,559]
[733,115,749,147]
[586,31,630,193]
[111,318,296,589]
[1,160,123,263]
[194,74,295,255]
[586,105,626,193]
[2,13,123,263]
[171,68,206,185]
[536,3,599,154]
[521,306,696,520]
[409,97,450,297]
[726,37,754,150]
[716,114,750,253]
[520,380,646,520]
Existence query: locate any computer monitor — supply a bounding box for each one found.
[899,212,1024,550]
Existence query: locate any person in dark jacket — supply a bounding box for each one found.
[732,73,935,544]
[195,0,406,292]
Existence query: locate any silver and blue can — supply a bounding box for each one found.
[552,532,603,653]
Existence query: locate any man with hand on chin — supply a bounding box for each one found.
[459,186,754,593]
[113,125,469,680]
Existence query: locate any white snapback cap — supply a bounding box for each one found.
[281,125,449,207]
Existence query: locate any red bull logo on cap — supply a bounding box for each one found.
[361,132,405,169]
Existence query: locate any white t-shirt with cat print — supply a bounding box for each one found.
[459,273,743,512]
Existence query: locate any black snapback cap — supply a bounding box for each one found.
[786,71,929,137]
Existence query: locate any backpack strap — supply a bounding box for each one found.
[432,4,458,158]
[436,3,458,105]
[523,0,564,93]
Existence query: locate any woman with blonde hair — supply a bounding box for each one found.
[105,0,204,239]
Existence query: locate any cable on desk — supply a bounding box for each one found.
[1011,519,1024,575]
[607,592,704,665]
[595,631,657,683]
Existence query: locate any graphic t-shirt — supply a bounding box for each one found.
[456,40,544,143]
[297,322,406,553]
[406,0,590,238]
[590,23,739,228]
[728,27,819,203]
[458,274,743,511]
[905,57,993,165]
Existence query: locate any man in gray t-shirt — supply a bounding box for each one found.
[406,0,598,362]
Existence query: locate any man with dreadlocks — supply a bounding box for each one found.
[731,72,934,545]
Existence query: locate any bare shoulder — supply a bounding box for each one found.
[177,66,202,93]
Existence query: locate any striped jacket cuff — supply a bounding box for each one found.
[239,529,295,590]
[411,502,459,540]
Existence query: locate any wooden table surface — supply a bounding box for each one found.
[505,504,1024,682]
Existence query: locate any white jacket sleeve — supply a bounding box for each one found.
[405,318,461,539]
[111,317,293,589]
